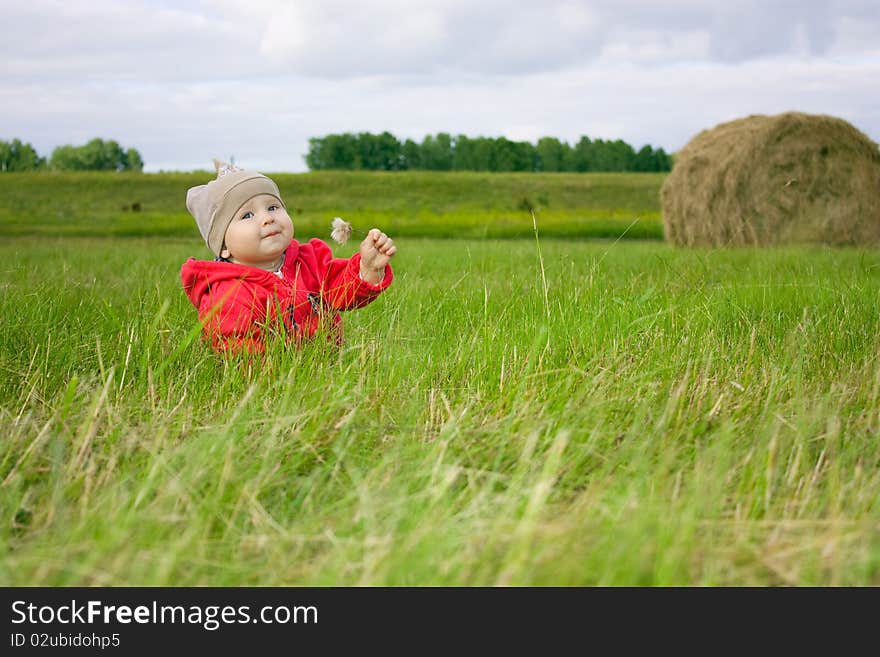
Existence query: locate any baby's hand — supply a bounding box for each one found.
[359,228,397,284]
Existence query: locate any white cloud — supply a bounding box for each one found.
[1,0,878,171]
[258,1,450,73]
[5,0,879,80]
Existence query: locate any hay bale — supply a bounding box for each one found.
[661,112,880,246]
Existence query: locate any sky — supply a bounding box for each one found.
[2,0,878,172]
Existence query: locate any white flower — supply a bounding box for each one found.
[330,217,353,245]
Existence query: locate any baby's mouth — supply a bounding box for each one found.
[262,230,282,239]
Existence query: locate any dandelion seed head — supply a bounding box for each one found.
[331,217,353,245]
[212,158,242,179]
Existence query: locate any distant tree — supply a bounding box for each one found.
[450,135,468,170]
[420,133,453,170]
[573,136,593,172]
[304,137,326,170]
[354,132,378,169]
[573,137,638,172]
[632,145,673,172]
[48,145,78,170]
[653,147,673,172]
[305,133,359,170]
[101,140,126,170]
[489,137,535,172]
[452,135,491,171]
[304,131,668,173]
[401,138,421,170]
[587,139,617,171]
[536,137,573,172]
[0,139,45,171]
[609,139,637,171]
[381,131,405,170]
[356,131,403,170]
[633,145,655,172]
[125,148,144,172]
[49,138,143,171]
[489,138,515,172]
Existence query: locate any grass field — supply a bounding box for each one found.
[1,171,879,585]
[1,210,878,584]
[0,170,664,240]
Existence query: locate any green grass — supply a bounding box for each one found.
[1,233,878,585]
[0,170,664,240]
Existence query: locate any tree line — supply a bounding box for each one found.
[305,132,672,172]
[0,138,144,172]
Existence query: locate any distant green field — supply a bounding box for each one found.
[1,235,879,585]
[0,170,665,241]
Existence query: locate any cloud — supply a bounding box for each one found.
[705,1,834,61]
[218,0,880,77]
[246,0,608,77]
[2,0,878,171]
[4,0,879,82]
[258,1,451,75]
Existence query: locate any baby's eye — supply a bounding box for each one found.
[268,205,279,211]
[241,211,254,220]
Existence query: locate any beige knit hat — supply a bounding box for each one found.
[186,160,284,255]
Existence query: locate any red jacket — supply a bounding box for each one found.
[180,238,393,352]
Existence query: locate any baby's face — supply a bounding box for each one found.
[221,194,294,268]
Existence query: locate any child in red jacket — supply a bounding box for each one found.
[181,161,396,352]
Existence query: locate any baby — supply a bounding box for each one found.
[181,161,396,352]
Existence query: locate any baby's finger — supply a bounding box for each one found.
[367,228,382,241]
[379,238,394,253]
[385,245,397,257]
